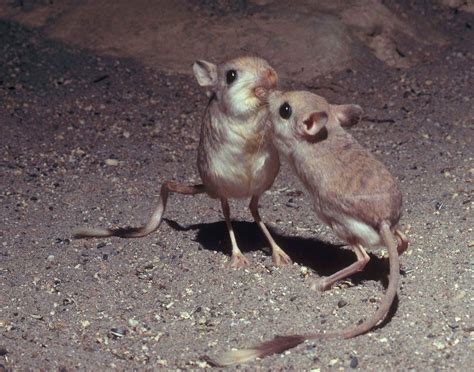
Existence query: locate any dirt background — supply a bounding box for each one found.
[0,0,473,370]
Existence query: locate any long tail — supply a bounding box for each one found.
[73,182,206,239]
[326,221,400,338]
[210,221,401,366]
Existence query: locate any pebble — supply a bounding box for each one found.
[350,356,359,368]
[329,358,339,366]
[47,255,55,261]
[105,158,119,166]
[196,360,209,368]
[337,299,348,308]
[136,271,153,281]
[110,327,127,338]
[300,266,309,277]
[180,312,191,320]
[286,198,299,208]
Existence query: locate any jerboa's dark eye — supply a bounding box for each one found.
[279,102,292,119]
[226,69,237,84]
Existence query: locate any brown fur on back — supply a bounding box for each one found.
[292,126,402,229]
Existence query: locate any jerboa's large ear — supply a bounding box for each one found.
[193,60,218,87]
[303,112,328,137]
[333,104,363,127]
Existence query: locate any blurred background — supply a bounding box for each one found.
[1,0,472,80]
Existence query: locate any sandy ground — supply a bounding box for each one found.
[1,3,473,371]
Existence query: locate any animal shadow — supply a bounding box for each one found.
[164,218,399,325]
[165,218,392,282]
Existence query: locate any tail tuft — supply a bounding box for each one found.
[209,348,262,367]
[209,335,307,366]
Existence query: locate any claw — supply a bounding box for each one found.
[272,249,292,267]
[311,278,331,292]
[230,253,250,268]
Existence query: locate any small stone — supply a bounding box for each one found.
[81,320,91,328]
[47,255,55,261]
[198,317,207,325]
[180,311,191,320]
[433,340,446,350]
[156,359,168,366]
[164,302,174,309]
[62,298,74,306]
[128,318,139,327]
[196,360,209,368]
[154,332,164,341]
[300,266,309,277]
[350,356,359,368]
[110,327,127,338]
[337,299,348,308]
[105,158,119,166]
[136,271,153,281]
[286,198,299,208]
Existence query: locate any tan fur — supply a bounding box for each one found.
[74,57,291,267]
[193,57,291,267]
[210,91,409,366]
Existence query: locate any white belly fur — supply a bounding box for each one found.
[208,139,278,198]
[199,107,279,199]
[341,216,381,247]
[313,200,382,248]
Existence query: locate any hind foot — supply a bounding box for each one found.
[311,278,332,292]
[229,252,250,268]
[272,248,292,267]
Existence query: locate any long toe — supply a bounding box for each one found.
[311,278,331,292]
[272,250,292,267]
[229,253,250,268]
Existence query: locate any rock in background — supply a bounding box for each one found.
[0,0,457,80]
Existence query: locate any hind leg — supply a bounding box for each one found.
[313,244,370,292]
[221,198,250,268]
[395,229,409,256]
[249,196,292,266]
